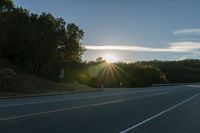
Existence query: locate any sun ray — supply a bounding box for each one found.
[103,54,117,63]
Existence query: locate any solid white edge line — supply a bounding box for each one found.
[120,93,200,133]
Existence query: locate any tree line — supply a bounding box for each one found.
[0,0,85,80]
[0,0,200,90]
[137,60,200,83]
[63,59,200,88]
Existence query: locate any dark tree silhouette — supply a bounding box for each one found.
[0,1,85,80]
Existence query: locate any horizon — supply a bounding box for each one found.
[14,0,200,62]
[1,1,200,133]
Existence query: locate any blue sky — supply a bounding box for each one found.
[14,0,200,62]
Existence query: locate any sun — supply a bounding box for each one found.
[104,54,117,63]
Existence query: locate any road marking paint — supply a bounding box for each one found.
[0,92,169,122]
[0,88,171,108]
[186,85,200,88]
[119,93,200,133]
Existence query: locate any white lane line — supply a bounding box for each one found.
[0,88,171,108]
[120,93,200,133]
[0,92,169,122]
[186,85,200,88]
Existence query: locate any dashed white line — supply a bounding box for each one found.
[0,88,171,108]
[0,92,169,122]
[186,85,200,88]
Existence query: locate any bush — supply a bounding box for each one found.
[0,67,94,94]
[0,68,19,92]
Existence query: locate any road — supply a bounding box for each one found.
[0,84,200,133]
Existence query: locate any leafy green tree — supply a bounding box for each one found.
[95,57,105,63]
[61,23,85,62]
[0,1,85,80]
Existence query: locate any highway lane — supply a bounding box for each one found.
[0,85,200,133]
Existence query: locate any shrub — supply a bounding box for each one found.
[0,68,19,92]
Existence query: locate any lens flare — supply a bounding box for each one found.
[103,54,117,63]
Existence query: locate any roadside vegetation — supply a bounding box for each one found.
[0,0,200,95]
[0,67,95,96]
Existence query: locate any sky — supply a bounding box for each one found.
[13,0,200,62]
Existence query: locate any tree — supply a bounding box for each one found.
[0,0,85,80]
[95,57,105,63]
[0,0,13,12]
[61,23,85,62]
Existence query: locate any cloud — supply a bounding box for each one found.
[85,45,174,52]
[169,42,200,51]
[85,42,200,53]
[173,28,200,35]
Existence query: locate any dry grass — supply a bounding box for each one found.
[0,68,96,96]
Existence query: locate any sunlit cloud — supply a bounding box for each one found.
[85,45,177,52]
[173,28,200,35]
[85,42,200,53]
[169,42,200,51]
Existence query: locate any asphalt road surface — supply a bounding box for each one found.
[0,84,200,133]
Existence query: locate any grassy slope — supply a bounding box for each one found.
[0,68,96,96]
